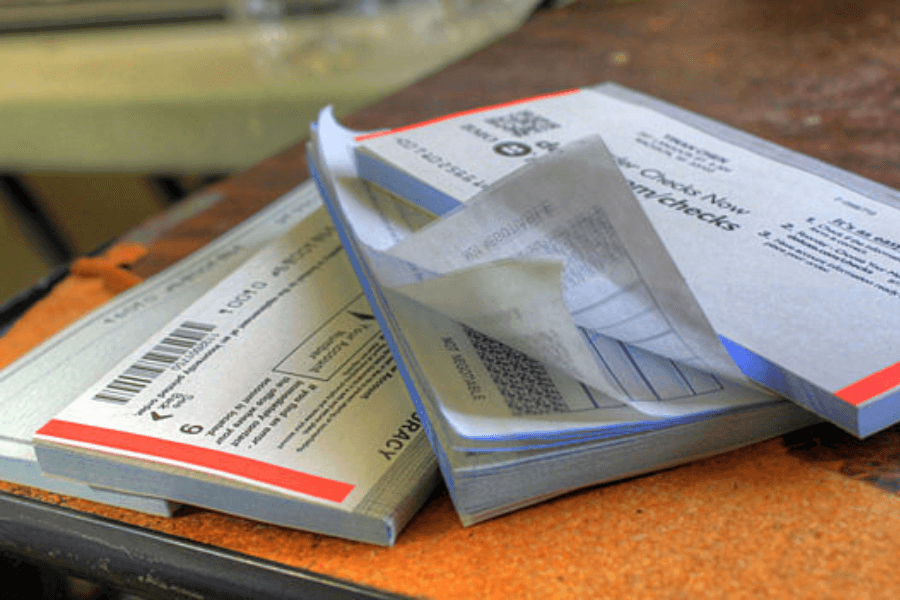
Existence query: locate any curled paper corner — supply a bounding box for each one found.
[391,257,626,398]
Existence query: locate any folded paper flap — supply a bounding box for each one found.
[394,258,616,394]
[313,111,773,432]
[375,134,746,387]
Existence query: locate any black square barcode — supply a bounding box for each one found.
[463,326,569,415]
[484,109,560,138]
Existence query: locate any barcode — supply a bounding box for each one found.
[484,109,560,138]
[92,321,215,404]
[463,326,569,416]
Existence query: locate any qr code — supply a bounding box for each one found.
[463,326,569,415]
[484,110,560,138]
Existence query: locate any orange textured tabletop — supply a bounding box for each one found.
[3,0,900,598]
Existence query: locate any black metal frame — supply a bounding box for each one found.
[0,491,407,600]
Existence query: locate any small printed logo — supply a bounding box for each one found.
[493,141,531,157]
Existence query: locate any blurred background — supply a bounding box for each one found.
[0,0,542,307]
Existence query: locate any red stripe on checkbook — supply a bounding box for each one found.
[354,88,581,142]
[836,360,900,406]
[36,420,354,503]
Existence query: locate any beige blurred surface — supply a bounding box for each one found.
[0,0,537,304]
[0,0,538,172]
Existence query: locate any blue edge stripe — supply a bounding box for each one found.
[717,335,899,438]
[355,152,462,216]
[308,152,460,497]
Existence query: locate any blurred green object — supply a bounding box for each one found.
[0,0,540,171]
